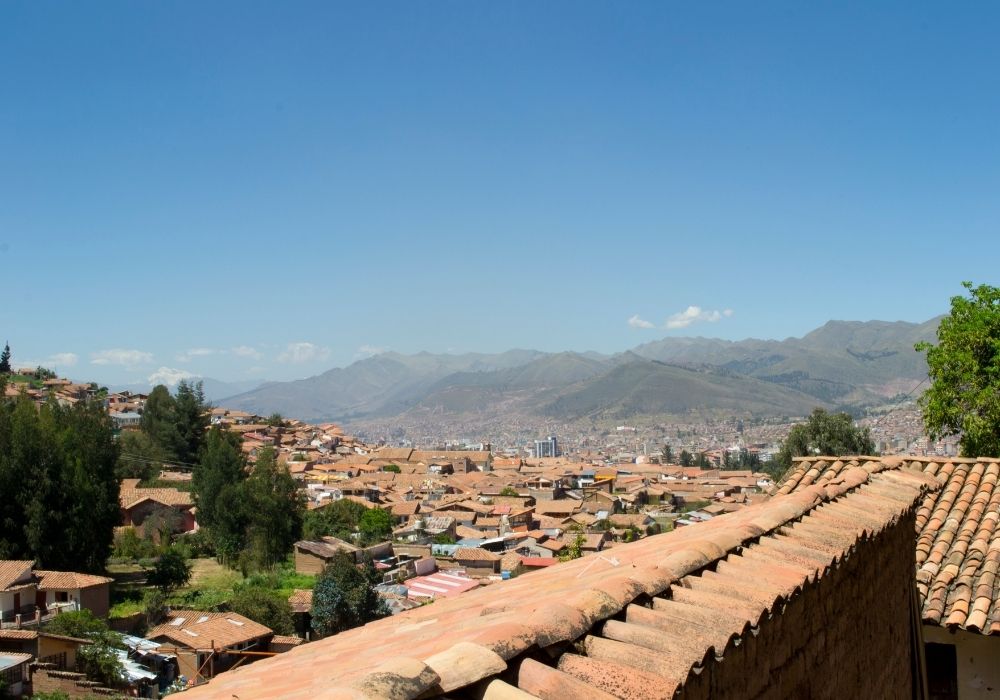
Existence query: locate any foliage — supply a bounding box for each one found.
[310,551,389,637]
[45,609,109,638]
[382,463,400,473]
[660,444,673,463]
[143,588,168,626]
[302,498,368,541]
[228,585,294,635]
[0,343,10,373]
[140,381,209,463]
[559,532,585,561]
[192,427,247,537]
[31,691,72,700]
[432,533,456,544]
[116,429,169,481]
[265,413,285,427]
[358,507,393,545]
[238,448,304,571]
[0,396,120,572]
[111,527,158,561]
[499,486,519,497]
[775,408,875,471]
[147,547,192,591]
[678,449,692,467]
[917,282,1000,457]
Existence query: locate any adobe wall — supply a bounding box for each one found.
[676,509,920,700]
[29,663,124,698]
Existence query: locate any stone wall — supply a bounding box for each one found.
[676,509,920,700]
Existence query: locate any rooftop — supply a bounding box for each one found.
[181,464,937,699]
[776,455,1000,635]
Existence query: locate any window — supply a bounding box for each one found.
[55,591,69,603]
[926,642,958,700]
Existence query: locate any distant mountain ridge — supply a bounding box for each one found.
[220,317,941,423]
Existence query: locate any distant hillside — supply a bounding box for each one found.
[220,317,939,423]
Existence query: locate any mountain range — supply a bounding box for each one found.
[218,317,941,424]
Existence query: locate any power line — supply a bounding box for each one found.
[867,376,929,431]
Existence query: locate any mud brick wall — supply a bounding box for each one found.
[677,509,919,700]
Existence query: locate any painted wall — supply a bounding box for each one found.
[924,625,1000,699]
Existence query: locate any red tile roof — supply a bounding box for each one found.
[776,455,1000,635]
[180,466,937,699]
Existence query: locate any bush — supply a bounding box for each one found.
[228,586,294,635]
[147,547,192,591]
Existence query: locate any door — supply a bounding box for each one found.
[13,592,19,612]
[36,590,47,613]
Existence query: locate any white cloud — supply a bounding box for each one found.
[664,306,735,330]
[231,345,263,360]
[628,314,655,329]
[355,344,388,359]
[147,366,196,387]
[49,352,79,367]
[176,347,217,363]
[277,342,331,364]
[90,349,154,367]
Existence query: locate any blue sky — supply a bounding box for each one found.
[2,2,999,386]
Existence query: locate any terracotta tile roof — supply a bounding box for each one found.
[180,465,938,700]
[36,570,113,590]
[0,561,34,591]
[453,547,502,562]
[147,611,273,650]
[120,487,194,509]
[776,455,1000,635]
[287,589,313,614]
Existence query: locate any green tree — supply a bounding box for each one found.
[141,385,181,459]
[192,427,247,532]
[239,447,304,571]
[147,546,192,590]
[310,551,388,637]
[358,507,393,545]
[775,408,875,471]
[302,499,368,541]
[0,396,119,572]
[116,429,169,481]
[560,532,585,561]
[660,444,673,464]
[0,343,10,373]
[917,282,1000,457]
[173,380,209,465]
[228,586,294,635]
[499,486,519,497]
[678,450,693,467]
[382,463,400,473]
[265,413,285,427]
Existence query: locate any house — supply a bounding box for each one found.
[0,652,31,696]
[146,611,274,685]
[119,480,197,535]
[293,538,393,575]
[452,548,501,577]
[0,629,93,670]
[35,570,113,618]
[0,561,36,623]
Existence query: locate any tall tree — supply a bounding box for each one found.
[310,551,388,637]
[0,343,11,373]
[192,427,247,532]
[917,282,1000,457]
[173,380,210,465]
[140,385,181,459]
[302,498,368,541]
[775,408,874,471]
[115,430,168,481]
[240,447,304,571]
[358,507,392,546]
[0,395,119,572]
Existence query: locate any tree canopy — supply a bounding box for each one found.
[0,395,120,572]
[140,381,209,463]
[0,343,11,373]
[775,408,874,471]
[917,282,1000,457]
[302,498,369,541]
[310,551,388,637]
